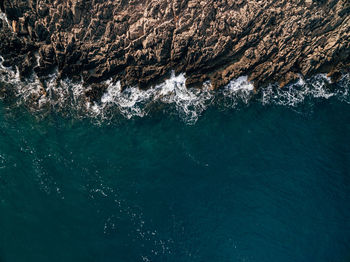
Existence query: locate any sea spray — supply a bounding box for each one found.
[258,74,350,107]
[95,72,214,123]
[0,56,349,123]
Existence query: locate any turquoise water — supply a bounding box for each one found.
[0,76,350,261]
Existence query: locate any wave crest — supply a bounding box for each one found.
[258,74,350,107]
[91,72,214,123]
[0,55,349,123]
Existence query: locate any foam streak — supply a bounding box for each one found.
[0,60,349,123]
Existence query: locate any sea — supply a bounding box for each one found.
[0,55,350,262]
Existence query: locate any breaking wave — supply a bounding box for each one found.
[0,55,349,124]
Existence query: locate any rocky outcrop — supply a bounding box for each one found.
[0,0,349,99]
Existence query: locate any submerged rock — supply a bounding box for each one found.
[0,0,349,99]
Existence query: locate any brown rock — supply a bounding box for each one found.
[0,0,349,94]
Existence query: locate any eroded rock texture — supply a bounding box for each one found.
[0,0,349,94]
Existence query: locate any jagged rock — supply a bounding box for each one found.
[0,0,349,95]
[85,83,108,103]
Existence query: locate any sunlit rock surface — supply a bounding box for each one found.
[0,0,349,97]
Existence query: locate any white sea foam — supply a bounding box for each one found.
[220,75,255,107]
[259,74,350,107]
[94,71,214,123]
[0,56,349,123]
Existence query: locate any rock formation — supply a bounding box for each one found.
[0,0,349,101]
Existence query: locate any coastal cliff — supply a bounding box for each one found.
[0,0,349,101]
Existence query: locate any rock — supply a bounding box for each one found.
[305,0,313,6]
[12,20,19,33]
[85,83,108,103]
[0,0,349,95]
[327,68,343,83]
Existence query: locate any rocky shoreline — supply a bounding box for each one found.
[0,0,349,102]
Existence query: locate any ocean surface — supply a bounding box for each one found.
[0,71,350,262]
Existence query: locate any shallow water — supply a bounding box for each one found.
[0,78,350,261]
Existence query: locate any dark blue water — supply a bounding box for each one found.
[0,83,350,262]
